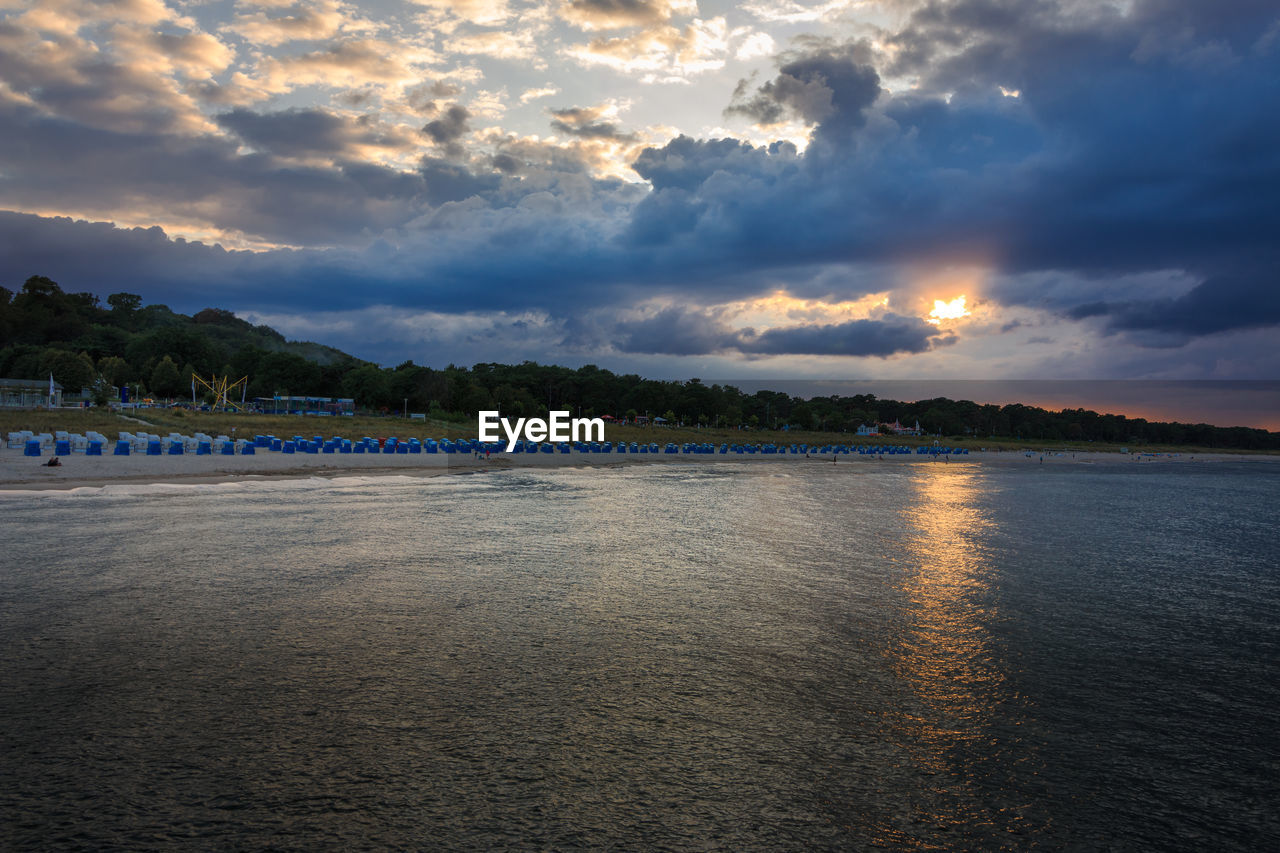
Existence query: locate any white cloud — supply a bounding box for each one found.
[733,29,776,60]
[742,0,859,25]
[519,85,560,103]
[241,39,440,96]
[409,0,512,27]
[449,28,541,62]
[221,1,376,48]
[563,17,729,79]
[468,88,509,119]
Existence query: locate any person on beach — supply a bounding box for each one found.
[45,456,61,467]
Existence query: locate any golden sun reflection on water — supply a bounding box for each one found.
[881,465,1025,844]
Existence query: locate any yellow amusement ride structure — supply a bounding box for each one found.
[193,373,249,411]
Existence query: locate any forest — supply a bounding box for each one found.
[2,275,1275,449]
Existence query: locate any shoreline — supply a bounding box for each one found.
[3,446,1274,493]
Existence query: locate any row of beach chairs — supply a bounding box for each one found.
[9,429,973,458]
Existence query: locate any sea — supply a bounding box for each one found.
[1,459,1277,850]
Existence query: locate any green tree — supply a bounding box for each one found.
[42,349,96,393]
[90,375,113,408]
[150,355,182,398]
[342,364,392,409]
[460,382,493,417]
[107,292,142,314]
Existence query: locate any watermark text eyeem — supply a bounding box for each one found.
[478,410,604,450]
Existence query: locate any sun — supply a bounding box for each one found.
[927,295,970,325]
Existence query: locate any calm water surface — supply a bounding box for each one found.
[1,460,1277,850]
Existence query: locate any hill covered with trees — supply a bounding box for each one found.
[1,275,359,405]
[1,275,1275,450]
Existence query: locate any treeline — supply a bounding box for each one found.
[0,275,362,404]
[1,275,1275,449]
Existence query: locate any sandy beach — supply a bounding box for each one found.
[1,442,1264,491]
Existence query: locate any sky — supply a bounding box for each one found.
[2,0,1279,401]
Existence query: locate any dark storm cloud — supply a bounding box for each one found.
[736,315,948,357]
[421,104,471,156]
[549,107,637,140]
[0,100,435,246]
[1069,271,1280,339]
[625,135,800,247]
[612,307,737,355]
[404,81,466,115]
[217,107,414,159]
[417,158,501,206]
[611,307,948,357]
[3,0,1279,361]
[630,0,1280,343]
[490,152,524,174]
[726,43,882,141]
[0,211,241,301]
[630,135,797,192]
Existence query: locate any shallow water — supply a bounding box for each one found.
[1,461,1277,849]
